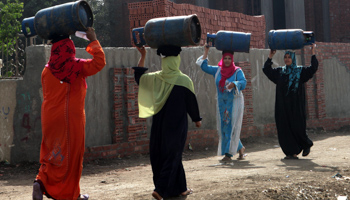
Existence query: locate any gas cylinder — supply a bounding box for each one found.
[132,14,201,48]
[21,1,93,40]
[206,31,251,53]
[268,29,315,50]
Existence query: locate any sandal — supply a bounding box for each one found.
[181,189,193,196]
[77,194,89,200]
[32,182,43,200]
[237,154,248,160]
[220,156,232,163]
[302,147,311,157]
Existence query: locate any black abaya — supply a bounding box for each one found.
[263,55,318,156]
[133,67,201,198]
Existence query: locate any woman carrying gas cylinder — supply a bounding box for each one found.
[196,44,247,162]
[263,43,318,159]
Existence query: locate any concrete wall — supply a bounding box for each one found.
[261,0,274,48]
[10,46,50,163]
[1,43,350,163]
[0,80,17,162]
[284,0,306,30]
[323,57,350,118]
[195,0,209,8]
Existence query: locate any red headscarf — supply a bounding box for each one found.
[218,52,240,92]
[46,38,86,84]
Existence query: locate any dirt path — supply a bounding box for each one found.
[1,131,349,200]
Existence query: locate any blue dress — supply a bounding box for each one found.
[196,56,247,156]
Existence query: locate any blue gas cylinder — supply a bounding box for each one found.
[215,31,251,53]
[132,14,201,48]
[21,1,93,39]
[268,29,315,50]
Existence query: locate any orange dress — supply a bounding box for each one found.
[36,40,106,200]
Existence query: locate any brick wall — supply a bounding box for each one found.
[85,67,149,162]
[128,0,266,48]
[239,61,261,137]
[329,1,350,43]
[84,43,350,162]
[84,45,350,163]
[305,42,350,130]
[305,0,350,43]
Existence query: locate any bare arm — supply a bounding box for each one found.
[136,46,146,67]
[202,44,210,60]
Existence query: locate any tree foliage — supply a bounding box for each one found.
[0,0,23,45]
[0,0,23,77]
[82,0,110,47]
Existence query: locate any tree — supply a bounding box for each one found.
[0,0,23,46]
[0,0,23,77]
[20,0,109,47]
[22,0,74,18]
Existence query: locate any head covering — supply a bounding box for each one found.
[222,50,234,55]
[157,45,182,57]
[45,38,85,84]
[217,52,240,92]
[281,51,302,95]
[138,55,195,118]
[51,35,70,44]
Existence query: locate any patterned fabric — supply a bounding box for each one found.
[46,38,85,84]
[196,56,246,156]
[215,68,244,156]
[281,51,303,95]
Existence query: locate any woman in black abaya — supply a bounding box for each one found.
[133,45,202,199]
[263,44,318,159]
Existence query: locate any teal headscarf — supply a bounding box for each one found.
[281,51,302,95]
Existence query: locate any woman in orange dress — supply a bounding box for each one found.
[32,27,106,200]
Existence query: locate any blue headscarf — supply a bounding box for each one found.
[281,51,302,95]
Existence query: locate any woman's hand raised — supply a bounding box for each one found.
[311,43,316,55]
[268,49,276,59]
[136,45,146,67]
[203,44,210,60]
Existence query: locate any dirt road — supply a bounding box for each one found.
[1,130,349,199]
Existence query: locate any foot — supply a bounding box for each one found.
[32,182,43,200]
[237,146,247,160]
[302,147,311,157]
[77,194,89,200]
[180,188,193,196]
[238,146,245,156]
[152,191,163,200]
[237,153,248,160]
[220,156,232,163]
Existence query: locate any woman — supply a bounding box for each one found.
[133,45,202,200]
[196,44,247,162]
[263,44,318,159]
[33,28,106,200]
